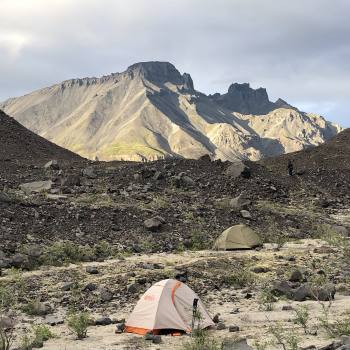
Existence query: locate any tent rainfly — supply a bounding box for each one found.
[125,279,214,335]
[213,224,261,250]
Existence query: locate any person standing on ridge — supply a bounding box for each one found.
[287,159,294,176]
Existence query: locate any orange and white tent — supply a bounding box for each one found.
[125,279,214,335]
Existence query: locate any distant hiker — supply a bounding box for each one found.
[287,160,294,176]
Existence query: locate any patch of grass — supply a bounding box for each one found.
[66,312,91,339]
[319,309,350,337]
[314,224,349,250]
[224,267,255,288]
[258,284,277,311]
[293,305,310,334]
[22,299,48,316]
[21,325,56,349]
[268,322,300,350]
[74,193,116,208]
[144,195,169,210]
[182,331,222,350]
[41,240,122,267]
[189,229,208,250]
[0,320,15,350]
[41,241,94,266]
[0,284,15,311]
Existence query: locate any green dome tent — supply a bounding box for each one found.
[213,224,261,250]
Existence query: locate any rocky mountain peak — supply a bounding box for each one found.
[127,61,181,84]
[211,82,275,115]
[126,61,194,91]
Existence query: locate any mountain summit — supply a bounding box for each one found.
[0,61,342,161]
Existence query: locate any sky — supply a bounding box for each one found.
[0,0,349,126]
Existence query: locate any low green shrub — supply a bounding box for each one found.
[66,312,91,339]
[293,305,310,334]
[224,268,255,288]
[20,324,55,349]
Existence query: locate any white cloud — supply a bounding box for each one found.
[0,0,349,126]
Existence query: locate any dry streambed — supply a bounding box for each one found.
[1,239,350,350]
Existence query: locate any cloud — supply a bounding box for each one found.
[0,0,349,126]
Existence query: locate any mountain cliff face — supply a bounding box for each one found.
[0,61,342,162]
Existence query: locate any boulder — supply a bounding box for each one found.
[44,160,60,170]
[0,316,15,329]
[99,288,113,302]
[332,225,349,237]
[43,315,64,326]
[83,283,98,292]
[62,282,75,291]
[229,325,240,332]
[20,180,53,194]
[293,283,336,302]
[127,283,140,294]
[173,172,195,187]
[225,162,251,179]
[271,280,293,298]
[222,339,254,350]
[144,216,165,232]
[152,335,162,344]
[217,322,227,330]
[240,210,252,219]
[95,317,112,326]
[86,266,99,275]
[61,175,81,187]
[289,269,304,282]
[115,323,125,334]
[82,166,97,179]
[230,194,251,210]
[10,253,30,269]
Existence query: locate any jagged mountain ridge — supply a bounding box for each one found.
[0,61,342,161]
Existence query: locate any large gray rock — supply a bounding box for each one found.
[61,174,81,187]
[230,194,251,210]
[44,160,60,170]
[222,339,254,350]
[20,180,53,194]
[144,216,165,232]
[225,162,251,179]
[82,166,97,179]
[271,280,294,298]
[0,316,15,329]
[10,253,30,269]
[293,283,336,302]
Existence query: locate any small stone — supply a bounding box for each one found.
[251,266,269,273]
[144,333,154,341]
[282,305,294,311]
[144,216,165,232]
[217,322,227,330]
[20,180,53,194]
[289,269,303,282]
[86,266,99,274]
[95,317,112,326]
[229,325,240,332]
[152,335,162,344]
[240,210,252,219]
[43,315,64,326]
[115,323,125,334]
[83,283,98,292]
[44,160,60,170]
[82,166,97,179]
[213,313,220,323]
[62,282,75,291]
[127,283,140,294]
[100,288,113,302]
